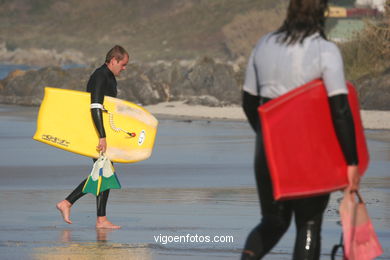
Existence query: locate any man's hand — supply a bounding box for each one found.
[97,138,107,153]
[347,165,360,191]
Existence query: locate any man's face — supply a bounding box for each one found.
[109,55,129,76]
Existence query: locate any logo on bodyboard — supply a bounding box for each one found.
[42,134,70,147]
[138,130,146,146]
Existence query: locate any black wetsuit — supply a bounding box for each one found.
[241,92,358,260]
[65,64,117,217]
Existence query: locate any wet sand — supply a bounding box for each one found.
[0,104,389,259]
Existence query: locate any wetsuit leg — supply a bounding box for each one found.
[65,158,112,217]
[96,159,113,217]
[64,177,110,216]
[66,159,98,204]
[65,178,87,204]
[97,189,110,216]
[292,194,330,260]
[242,130,293,259]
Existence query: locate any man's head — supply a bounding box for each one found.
[105,45,129,76]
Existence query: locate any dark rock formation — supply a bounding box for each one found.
[174,57,241,104]
[0,66,91,105]
[1,58,388,110]
[0,57,243,107]
[118,73,162,105]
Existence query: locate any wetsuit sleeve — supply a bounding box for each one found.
[91,108,106,138]
[90,72,107,138]
[328,94,359,165]
[242,90,260,132]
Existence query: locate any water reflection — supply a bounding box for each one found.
[58,229,115,243]
[96,229,115,242]
[34,229,152,260]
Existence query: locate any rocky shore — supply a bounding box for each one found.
[0,57,244,107]
[0,56,389,112]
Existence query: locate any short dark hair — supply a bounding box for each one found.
[105,45,128,63]
[276,0,329,45]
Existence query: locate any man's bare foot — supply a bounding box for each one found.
[56,200,72,224]
[96,216,121,229]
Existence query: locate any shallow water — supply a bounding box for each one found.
[0,104,389,259]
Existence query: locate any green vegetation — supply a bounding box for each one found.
[340,2,390,80]
[329,0,355,7]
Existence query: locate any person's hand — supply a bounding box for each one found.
[97,138,107,153]
[346,165,360,192]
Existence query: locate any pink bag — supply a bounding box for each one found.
[339,190,383,260]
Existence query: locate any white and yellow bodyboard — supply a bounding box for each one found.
[33,87,158,163]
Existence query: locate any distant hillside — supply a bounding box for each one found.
[0,0,285,64]
[1,0,389,110]
[0,0,387,80]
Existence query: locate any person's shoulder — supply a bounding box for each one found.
[95,64,108,74]
[316,37,344,65]
[90,64,108,78]
[317,37,340,52]
[259,32,276,44]
[253,32,277,51]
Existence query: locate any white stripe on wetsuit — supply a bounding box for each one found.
[90,103,104,109]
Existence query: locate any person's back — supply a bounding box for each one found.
[244,32,347,99]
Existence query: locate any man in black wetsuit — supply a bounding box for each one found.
[56,45,129,229]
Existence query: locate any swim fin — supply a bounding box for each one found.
[82,155,121,196]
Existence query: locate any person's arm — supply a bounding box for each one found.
[328,95,358,165]
[328,94,360,191]
[89,72,107,152]
[91,106,106,139]
[322,42,360,191]
[242,91,260,132]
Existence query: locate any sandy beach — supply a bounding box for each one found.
[145,101,390,130]
[0,104,389,260]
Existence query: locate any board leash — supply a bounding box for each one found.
[90,103,136,138]
[103,108,136,138]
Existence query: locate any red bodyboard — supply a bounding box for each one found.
[258,79,369,200]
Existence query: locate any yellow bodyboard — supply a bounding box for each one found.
[33,87,158,163]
